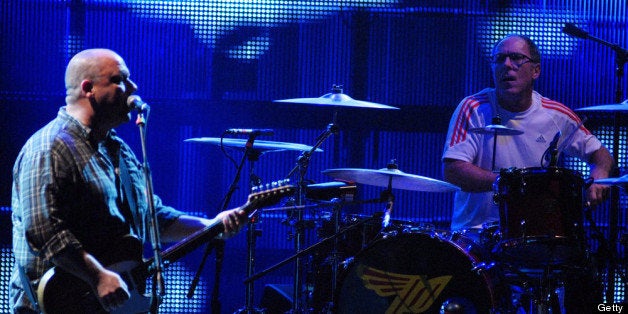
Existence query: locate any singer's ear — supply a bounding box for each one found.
[81,80,93,94]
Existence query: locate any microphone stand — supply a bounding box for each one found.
[134,107,165,314]
[284,116,339,312]
[565,22,628,302]
[187,133,261,313]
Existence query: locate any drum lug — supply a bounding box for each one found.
[339,256,354,270]
[471,261,496,273]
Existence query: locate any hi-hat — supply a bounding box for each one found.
[469,124,524,135]
[274,86,398,110]
[322,167,459,192]
[595,175,628,186]
[575,103,628,113]
[185,137,323,153]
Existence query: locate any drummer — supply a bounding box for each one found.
[442,33,613,233]
[441,34,613,310]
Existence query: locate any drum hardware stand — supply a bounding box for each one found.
[503,264,564,314]
[319,197,343,313]
[564,23,627,302]
[235,214,265,314]
[243,211,384,284]
[187,131,265,314]
[585,204,628,297]
[381,160,397,229]
[283,115,339,312]
[490,116,502,171]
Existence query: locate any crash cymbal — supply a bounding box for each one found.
[595,175,628,186]
[185,137,323,153]
[469,124,524,135]
[274,86,398,110]
[575,103,628,112]
[322,167,459,192]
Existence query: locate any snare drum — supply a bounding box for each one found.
[494,167,587,266]
[335,231,506,313]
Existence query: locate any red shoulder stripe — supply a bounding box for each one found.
[541,98,591,135]
[450,96,484,146]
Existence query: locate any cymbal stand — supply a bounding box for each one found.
[568,26,627,302]
[322,197,343,312]
[381,160,397,229]
[490,116,502,172]
[284,117,339,312]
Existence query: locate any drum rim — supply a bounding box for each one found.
[499,166,585,181]
[335,232,503,313]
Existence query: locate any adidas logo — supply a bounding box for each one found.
[536,135,546,143]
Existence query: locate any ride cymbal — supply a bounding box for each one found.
[322,167,459,192]
[273,85,398,110]
[575,103,628,113]
[185,137,323,153]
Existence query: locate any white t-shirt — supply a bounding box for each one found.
[442,88,602,230]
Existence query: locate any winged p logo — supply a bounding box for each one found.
[359,265,452,313]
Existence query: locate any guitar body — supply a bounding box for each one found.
[37,235,151,314]
[36,183,294,314]
[38,260,151,314]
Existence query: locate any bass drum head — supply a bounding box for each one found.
[336,233,498,314]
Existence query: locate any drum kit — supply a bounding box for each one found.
[186,87,628,313]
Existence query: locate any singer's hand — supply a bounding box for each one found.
[96,269,130,312]
[216,208,247,239]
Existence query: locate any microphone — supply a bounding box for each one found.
[562,23,589,39]
[225,129,274,136]
[548,131,561,167]
[127,95,150,112]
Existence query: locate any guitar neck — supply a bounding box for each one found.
[149,219,226,268]
[143,183,293,271]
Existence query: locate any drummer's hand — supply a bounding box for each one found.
[586,183,610,207]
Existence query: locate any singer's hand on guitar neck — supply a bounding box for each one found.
[216,208,247,239]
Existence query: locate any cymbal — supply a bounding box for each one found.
[322,167,460,192]
[595,175,628,186]
[185,137,323,153]
[274,92,398,110]
[469,124,524,135]
[575,103,628,112]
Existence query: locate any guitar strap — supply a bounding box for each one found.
[117,147,140,235]
[18,265,40,311]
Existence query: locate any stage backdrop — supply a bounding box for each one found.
[1,0,627,312]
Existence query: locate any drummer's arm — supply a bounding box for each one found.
[587,146,614,206]
[443,158,498,192]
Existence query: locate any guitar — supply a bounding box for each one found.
[37,183,294,314]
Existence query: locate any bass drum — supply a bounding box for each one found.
[335,231,506,314]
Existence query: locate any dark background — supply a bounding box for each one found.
[1,0,627,312]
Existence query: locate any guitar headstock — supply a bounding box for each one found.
[245,180,295,213]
